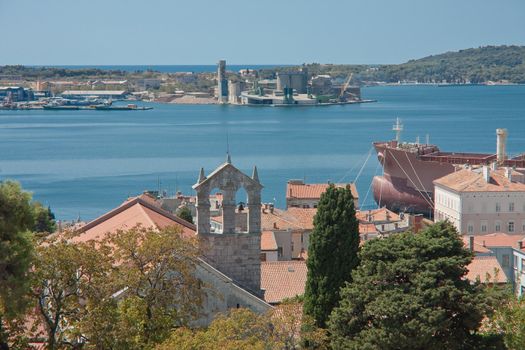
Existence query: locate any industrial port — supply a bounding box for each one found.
[0,60,374,109]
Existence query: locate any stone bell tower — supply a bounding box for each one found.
[192,156,262,294]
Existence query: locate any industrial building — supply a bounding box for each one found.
[276,69,308,94]
[60,90,129,100]
[0,86,34,102]
[217,60,228,104]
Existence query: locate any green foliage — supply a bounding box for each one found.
[176,206,194,224]
[157,304,328,350]
[32,225,203,349]
[329,221,497,350]
[34,238,113,349]
[80,225,203,349]
[484,295,525,350]
[32,203,56,234]
[303,184,359,328]
[0,181,35,348]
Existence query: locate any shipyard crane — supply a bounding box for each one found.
[339,72,357,101]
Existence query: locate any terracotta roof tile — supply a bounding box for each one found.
[434,168,525,192]
[355,207,400,223]
[261,231,278,251]
[466,255,507,283]
[71,196,196,243]
[286,182,358,200]
[261,261,307,304]
[462,233,525,252]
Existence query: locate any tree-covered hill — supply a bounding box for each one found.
[372,45,525,84]
[287,45,525,84]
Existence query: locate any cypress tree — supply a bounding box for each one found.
[303,184,359,328]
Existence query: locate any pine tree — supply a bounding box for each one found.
[303,184,359,328]
[329,222,498,349]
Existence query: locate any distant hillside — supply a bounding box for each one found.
[293,45,525,84]
[373,45,525,83]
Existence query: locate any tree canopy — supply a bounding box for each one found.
[329,221,499,350]
[303,184,359,328]
[0,181,35,349]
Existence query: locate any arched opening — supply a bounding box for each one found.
[234,186,249,233]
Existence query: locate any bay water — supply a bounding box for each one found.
[1,85,524,220]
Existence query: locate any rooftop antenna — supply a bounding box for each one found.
[393,117,403,143]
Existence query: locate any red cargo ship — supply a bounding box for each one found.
[372,120,525,215]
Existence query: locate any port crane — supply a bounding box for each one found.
[339,72,358,101]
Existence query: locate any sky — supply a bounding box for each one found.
[1,0,524,65]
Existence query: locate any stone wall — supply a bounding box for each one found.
[200,232,261,295]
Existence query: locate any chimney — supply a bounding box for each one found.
[505,167,513,181]
[490,162,498,171]
[412,214,423,233]
[273,222,277,229]
[519,241,523,250]
[496,128,508,164]
[482,165,490,183]
[468,235,474,252]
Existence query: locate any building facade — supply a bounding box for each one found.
[434,166,525,235]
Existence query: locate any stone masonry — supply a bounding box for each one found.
[193,157,263,294]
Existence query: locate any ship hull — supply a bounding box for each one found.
[373,142,456,215]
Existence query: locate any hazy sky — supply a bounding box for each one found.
[1,0,524,65]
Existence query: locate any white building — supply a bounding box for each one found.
[434,165,525,235]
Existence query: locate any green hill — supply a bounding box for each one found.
[374,45,525,83]
[295,45,525,84]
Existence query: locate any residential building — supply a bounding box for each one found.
[463,233,525,295]
[434,166,525,234]
[286,180,359,209]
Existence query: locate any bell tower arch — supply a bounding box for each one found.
[193,158,263,294]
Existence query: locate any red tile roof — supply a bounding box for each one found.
[434,168,525,192]
[261,261,307,304]
[355,207,400,223]
[462,233,525,252]
[71,196,196,243]
[466,255,507,283]
[261,231,278,251]
[286,182,358,200]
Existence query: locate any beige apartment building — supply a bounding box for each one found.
[434,166,525,235]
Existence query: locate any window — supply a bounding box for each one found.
[509,221,515,233]
[502,254,510,268]
[522,220,525,233]
[510,202,515,212]
[467,224,474,233]
[260,253,267,262]
[495,221,501,232]
[496,203,501,212]
[481,222,487,233]
[277,247,283,258]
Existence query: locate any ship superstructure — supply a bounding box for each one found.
[372,120,525,215]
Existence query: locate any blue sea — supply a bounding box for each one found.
[1,85,524,221]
